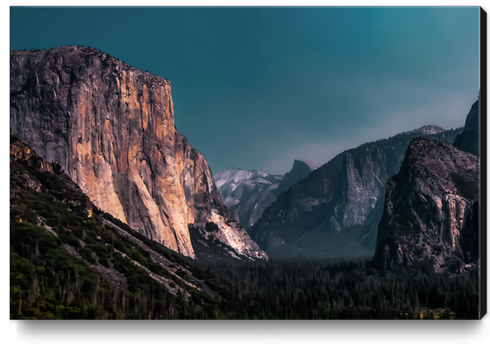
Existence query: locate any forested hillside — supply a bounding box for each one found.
[10,135,480,320]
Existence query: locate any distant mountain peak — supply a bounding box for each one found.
[214,167,283,229]
[214,158,322,230]
[275,159,320,194]
[411,125,445,135]
[294,159,321,171]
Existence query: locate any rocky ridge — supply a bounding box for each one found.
[373,138,479,273]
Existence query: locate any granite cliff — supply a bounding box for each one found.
[10,46,266,261]
[248,126,462,259]
[9,136,245,318]
[373,138,479,273]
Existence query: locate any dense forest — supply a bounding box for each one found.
[208,259,479,319]
[10,135,480,320]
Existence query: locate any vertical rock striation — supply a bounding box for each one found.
[248,126,462,258]
[10,46,266,261]
[374,138,479,273]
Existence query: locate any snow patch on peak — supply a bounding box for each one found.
[214,168,254,189]
[412,125,445,135]
[257,170,269,177]
[214,166,284,229]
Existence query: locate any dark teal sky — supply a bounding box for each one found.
[10,7,480,174]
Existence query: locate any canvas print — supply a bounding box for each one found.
[9,6,486,320]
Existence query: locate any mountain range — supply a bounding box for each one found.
[10,46,480,268]
[9,45,482,319]
[247,125,464,259]
[214,159,320,230]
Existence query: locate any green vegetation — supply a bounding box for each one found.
[209,258,479,319]
[10,137,479,320]
[10,147,224,319]
[11,220,115,319]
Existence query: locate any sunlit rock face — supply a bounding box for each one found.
[374,138,479,273]
[10,46,266,261]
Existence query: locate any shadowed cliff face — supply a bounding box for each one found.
[248,126,462,259]
[454,100,479,156]
[10,46,266,261]
[276,159,320,194]
[374,138,479,273]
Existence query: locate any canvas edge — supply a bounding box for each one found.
[479,6,487,320]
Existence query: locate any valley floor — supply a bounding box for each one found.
[208,258,480,320]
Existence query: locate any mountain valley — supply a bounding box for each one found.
[248,125,464,259]
[9,45,483,320]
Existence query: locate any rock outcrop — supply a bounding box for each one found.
[10,46,266,261]
[374,138,479,273]
[248,126,462,259]
[454,100,479,156]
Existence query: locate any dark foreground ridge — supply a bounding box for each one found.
[10,135,227,319]
[10,135,480,319]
